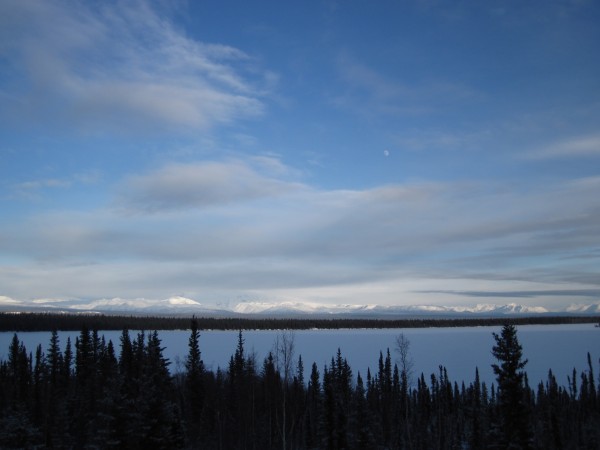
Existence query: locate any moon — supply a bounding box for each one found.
[384,149,390,157]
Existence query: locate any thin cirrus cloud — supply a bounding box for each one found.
[0,0,268,133]
[415,289,600,299]
[116,160,307,213]
[525,134,600,159]
[332,54,482,118]
[0,159,599,303]
[12,178,71,195]
[9,160,599,265]
[8,171,102,200]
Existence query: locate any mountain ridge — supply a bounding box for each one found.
[1,295,599,317]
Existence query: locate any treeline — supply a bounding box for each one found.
[1,322,599,449]
[1,311,598,332]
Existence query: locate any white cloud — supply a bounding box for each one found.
[117,159,307,213]
[0,295,21,305]
[0,0,269,133]
[525,134,600,159]
[10,178,71,200]
[1,159,599,306]
[14,179,71,190]
[8,172,102,200]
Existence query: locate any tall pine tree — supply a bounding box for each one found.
[491,323,532,449]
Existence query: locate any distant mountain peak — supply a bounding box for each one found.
[231,300,553,316]
[1,295,599,316]
[565,303,600,314]
[166,296,201,306]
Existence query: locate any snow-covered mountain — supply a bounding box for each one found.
[565,303,600,314]
[1,295,599,316]
[0,296,230,315]
[232,301,552,316]
[233,301,380,315]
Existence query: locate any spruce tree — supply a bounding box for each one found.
[185,318,205,443]
[62,337,72,384]
[305,362,321,448]
[491,323,532,449]
[46,330,62,388]
[353,372,373,449]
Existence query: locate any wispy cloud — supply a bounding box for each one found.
[116,159,307,213]
[1,155,599,304]
[391,129,491,153]
[416,289,600,299]
[0,0,270,133]
[332,54,482,118]
[14,179,71,190]
[525,134,600,159]
[8,171,102,200]
[10,178,71,199]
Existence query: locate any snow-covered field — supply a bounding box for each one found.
[1,324,598,388]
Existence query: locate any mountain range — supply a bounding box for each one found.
[1,296,599,317]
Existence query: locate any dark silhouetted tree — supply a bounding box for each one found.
[184,317,205,443]
[491,323,532,449]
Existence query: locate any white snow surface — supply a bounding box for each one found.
[2,324,598,389]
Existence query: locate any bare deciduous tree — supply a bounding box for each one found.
[395,333,414,384]
[275,330,295,386]
[274,330,296,450]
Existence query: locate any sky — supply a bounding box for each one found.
[1,0,599,312]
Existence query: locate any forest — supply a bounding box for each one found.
[1,311,598,332]
[0,321,598,449]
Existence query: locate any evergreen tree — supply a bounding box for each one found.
[322,363,336,450]
[467,367,486,449]
[353,372,374,449]
[260,352,282,449]
[2,322,600,449]
[289,354,306,449]
[305,362,321,448]
[119,329,133,378]
[91,339,121,449]
[227,330,254,449]
[491,323,532,449]
[185,318,204,377]
[184,317,205,443]
[62,336,73,383]
[32,344,46,426]
[46,330,62,388]
[7,334,31,406]
[141,331,182,449]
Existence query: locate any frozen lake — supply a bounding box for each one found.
[1,323,598,388]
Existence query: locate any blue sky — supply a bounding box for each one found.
[1,0,599,311]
